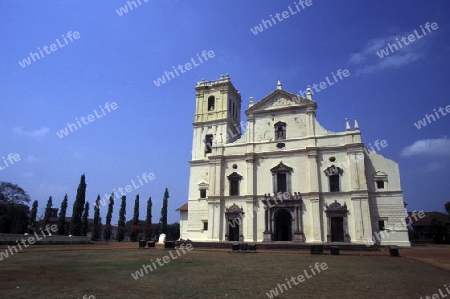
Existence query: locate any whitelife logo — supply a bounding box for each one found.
[266,262,328,298]
[153,50,215,87]
[413,104,450,129]
[115,0,149,16]
[0,225,58,261]
[55,102,118,139]
[376,22,438,59]
[95,172,155,209]
[18,31,81,68]
[250,0,313,35]
[131,244,194,280]
[0,153,21,171]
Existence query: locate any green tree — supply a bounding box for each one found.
[130,194,140,241]
[117,196,126,242]
[159,188,169,235]
[28,200,38,233]
[43,196,53,227]
[80,202,90,236]
[91,195,101,241]
[166,222,180,241]
[0,182,31,233]
[0,182,31,205]
[430,219,446,244]
[57,194,68,235]
[145,196,153,240]
[70,174,87,236]
[104,193,114,242]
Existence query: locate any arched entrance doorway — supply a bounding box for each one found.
[274,209,292,241]
[225,203,244,242]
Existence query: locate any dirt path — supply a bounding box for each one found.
[400,245,450,271]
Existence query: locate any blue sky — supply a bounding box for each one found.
[1,0,449,225]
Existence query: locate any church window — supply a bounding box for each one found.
[373,172,388,191]
[274,121,286,140]
[200,189,207,198]
[208,96,215,111]
[228,172,243,196]
[376,180,384,189]
[324,165,343,192]
[203,221,208,231]
[270,162,293,194]
[277,173,287,193]
[378,220,385,231]
[205,135,213,154]
[329,175,340,192]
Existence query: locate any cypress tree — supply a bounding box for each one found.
[117,196,126,242]
[70,174,87,236]
[104,193,114,242]
[80,202,90,236]
[91,195,101,240]
[43,196,53,227]
[131,194,140,241]
[145,196,152,240]
[57,194,68,235]
[28,200,38,233]
[159,188,169,235]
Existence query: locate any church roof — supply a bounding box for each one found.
[407,211,450,226]
[176,203,188,212]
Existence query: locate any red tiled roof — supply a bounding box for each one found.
[407,211,450,226]
[176,203,188,212]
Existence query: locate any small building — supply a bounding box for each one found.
[176,203,189,239]
[408,211,450,243]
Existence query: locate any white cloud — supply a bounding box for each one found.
[401,138,450,157]
[26,155,39,163]
[14,126,50,137]
[23,172,35,178]
[349,32,426,75]
[424,162,445,172]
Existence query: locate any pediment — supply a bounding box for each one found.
[245,90,315,115]
[270,161,293,173]
[373,171,388,179]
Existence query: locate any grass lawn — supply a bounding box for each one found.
[0,245,448,299]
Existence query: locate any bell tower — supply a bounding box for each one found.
[191,75,242,160]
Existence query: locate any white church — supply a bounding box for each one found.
[177,75,410,247]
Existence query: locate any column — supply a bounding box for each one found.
[246,201,253,242]
[245,155,254,196]
[311,198,322,242]
[308,150,319,193]
[360,197,372,243]
[207,202,215,241]
[306,106,316,147]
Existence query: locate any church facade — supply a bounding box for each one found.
[178,75,410,247]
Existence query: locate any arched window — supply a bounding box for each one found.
[208,96,215,111]
[274,121,287,140]
[205,134,213,154]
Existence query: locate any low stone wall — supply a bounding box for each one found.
[0,234,91,245]
[178,241,381,251]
